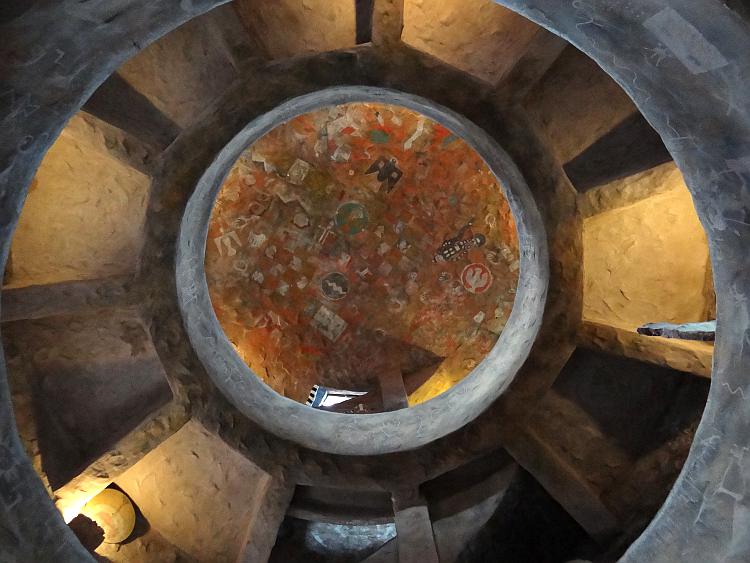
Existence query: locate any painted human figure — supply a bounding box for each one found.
[433,219,486,263]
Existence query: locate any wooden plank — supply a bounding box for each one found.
[83,72,181,151]
[356,0,376,44]
[564,113,673,192]
[2,276,133,323]
[501,425,620,543]
[379,365,409,411]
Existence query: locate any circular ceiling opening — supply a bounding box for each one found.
[204,101,520,412]
[178,87,548,454]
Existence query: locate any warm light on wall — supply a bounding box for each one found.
[79,489,136,544]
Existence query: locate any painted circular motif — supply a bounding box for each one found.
[461,263,494,294]
[321,272,350,301]
[335,202,369,235]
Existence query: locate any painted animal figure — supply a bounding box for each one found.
[433,219,486,263]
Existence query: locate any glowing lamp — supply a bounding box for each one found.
[80,489,136,544]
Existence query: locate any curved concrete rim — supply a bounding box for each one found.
[177,86,550,456]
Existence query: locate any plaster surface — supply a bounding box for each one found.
[583,181,710,330]
[234,0,356,59]
[402,0,542,84]
[3,311,172,490]
[579,161,683,218]
[115,419,270,562]
[7,113,150,288]
[118,9,244,130]
[524,47,637,165]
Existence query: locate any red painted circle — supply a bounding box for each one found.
[461,263,494,294]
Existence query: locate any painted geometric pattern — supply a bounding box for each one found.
[206,103,519,406]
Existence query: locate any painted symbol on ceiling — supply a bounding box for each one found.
[321,272,350,301]
[335,202,369,235]
[286,159,312,185]
[312,305,348,342]
[433,219,486,263]
[366,156,403,193]
[214,231,242,257]
[461,263,493,294]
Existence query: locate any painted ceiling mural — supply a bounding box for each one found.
[205,103,519,411]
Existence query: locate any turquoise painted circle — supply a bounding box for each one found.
[334,202,369,235]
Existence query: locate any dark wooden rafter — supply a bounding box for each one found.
[83,72,181,151]
[356,0,376,44]
[564,112,673,192]
[500,425,620,543]
[1,276,134,323]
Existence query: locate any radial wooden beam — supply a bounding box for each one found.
[500,424,620,543]
[379,366,409,411]
[83,72,181,151]
[1,276,134,323]
[563,112,673,192]
[356,0,376,44]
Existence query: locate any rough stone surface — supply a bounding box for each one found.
[563,112,673,192]
[95,529,195,562]
[432,484,507,562]
[392,504,439,563]
[53,400,188,528]
[67,112,158,175]
[118,9,244,130]
[372,0,405,48]
[3,311,173,490]
[402,0,541,85]
[7,116,150,288]
[83,72,182,152]
[1,276,132,323]
[583,183,710,330]
[239,477,294,563]
[234,0,356,59]
[524,46,637,164]
[115,419,271,563]
[579,161,684,218]
[0,1,236,559]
